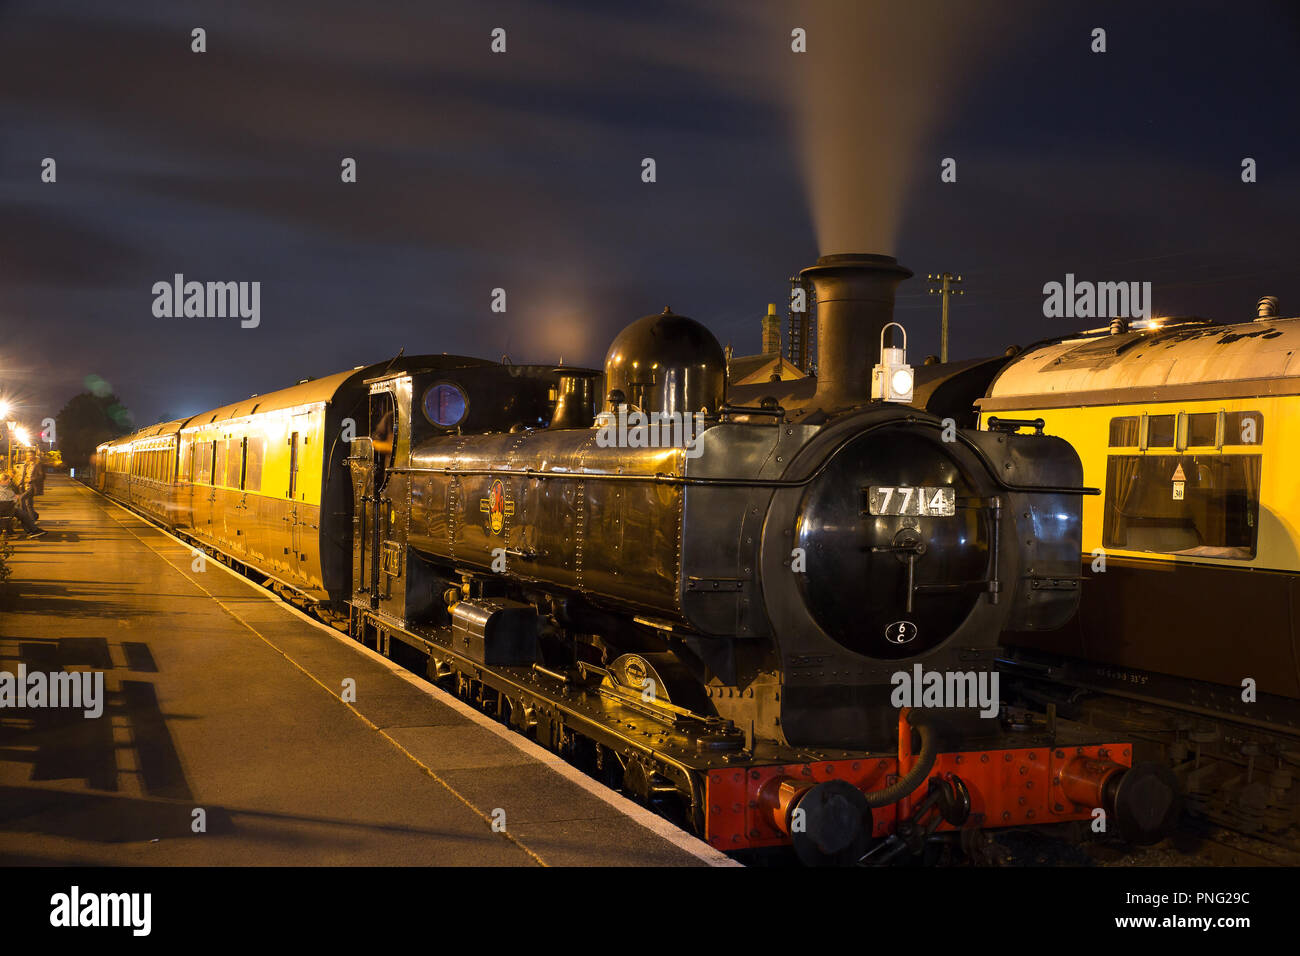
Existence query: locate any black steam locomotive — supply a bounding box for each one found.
[98,254,1179,863]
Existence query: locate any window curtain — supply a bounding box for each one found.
[1104,455,1142,547]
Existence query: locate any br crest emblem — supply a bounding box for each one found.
[480,479,514,535]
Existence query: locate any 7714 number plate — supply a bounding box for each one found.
[868,486,956,517]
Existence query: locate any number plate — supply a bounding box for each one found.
[868,486,956,517]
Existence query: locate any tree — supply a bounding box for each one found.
[54,392,134,469]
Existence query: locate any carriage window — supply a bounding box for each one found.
[1103,454,1261,560]
[288,432,299,499]
[179,441,192,481]
[1108,416,1140,447]
[1225,411,1263,446]
[1186,412,1218,447]
[1146,414,1176,447]
[215,440,228,486]
[244,437,264,492]
[225,438,244,488]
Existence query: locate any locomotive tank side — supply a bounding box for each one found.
[408,431,688,616]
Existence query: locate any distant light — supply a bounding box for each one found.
[0,401,10,420]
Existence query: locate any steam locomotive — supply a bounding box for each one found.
[96,254,1178,863]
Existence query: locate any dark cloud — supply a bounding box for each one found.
[0,0,1296,428]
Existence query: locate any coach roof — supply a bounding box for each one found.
[980,314,1300,410]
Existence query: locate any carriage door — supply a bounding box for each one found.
[288,415,308,580]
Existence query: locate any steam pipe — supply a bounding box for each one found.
[865,708,937,808]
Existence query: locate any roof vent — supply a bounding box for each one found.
[1256,295,1279,320]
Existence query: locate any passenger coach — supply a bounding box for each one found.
[96,357,492,607]
[97,369,376,605]
[978,310,1298,699]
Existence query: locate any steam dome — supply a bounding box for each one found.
[603,308,725,416]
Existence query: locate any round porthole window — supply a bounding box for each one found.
[422,382,467,428]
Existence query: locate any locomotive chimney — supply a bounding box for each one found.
[800,253,914,408]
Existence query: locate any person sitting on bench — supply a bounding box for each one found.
[0,471,44,537]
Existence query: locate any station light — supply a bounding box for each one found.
[872,321,914,404]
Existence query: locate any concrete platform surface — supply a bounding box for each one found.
[0,477,733,867]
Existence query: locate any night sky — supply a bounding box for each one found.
[2,0,1298,430]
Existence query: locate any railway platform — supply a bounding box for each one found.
[0,477,733,867]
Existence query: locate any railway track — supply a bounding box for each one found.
[1001,655,1300,860]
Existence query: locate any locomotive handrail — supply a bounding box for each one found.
[385,413,1100,497]
[718,401,785,419]
[985,416,1046,435]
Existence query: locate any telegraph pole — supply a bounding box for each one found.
[926,273,964,363]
